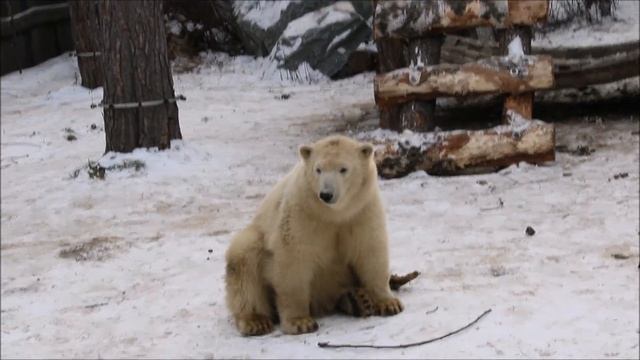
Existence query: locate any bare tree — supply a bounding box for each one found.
[97,0,182,153]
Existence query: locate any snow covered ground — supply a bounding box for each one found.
[534,0,639,47]
[2,30,639,360]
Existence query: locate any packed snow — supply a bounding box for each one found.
[1,32,639,360]
[507,36,525,59]
[534,0,639,47]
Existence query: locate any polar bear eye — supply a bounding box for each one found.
[340,167,348,174]
[315,167,321,174]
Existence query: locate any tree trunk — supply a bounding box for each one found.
[69,0,102,89]
[498,25,533,121]
[98,0,182,153]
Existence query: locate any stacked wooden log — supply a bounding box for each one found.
[440,36,640,90]
[371,0,558,178]
[369,111,556,177]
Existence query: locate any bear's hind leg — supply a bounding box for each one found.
[225,227,275,336]
[335,287,376,317]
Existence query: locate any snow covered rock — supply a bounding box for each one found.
[233,0,328,56]
[269,1,373,78]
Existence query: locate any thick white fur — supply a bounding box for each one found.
[225,135,401,336]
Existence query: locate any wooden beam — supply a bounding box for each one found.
[437,36,640,89]
[396,35,443,132]
[374,0,548,39]
[375,37,407,130]
[532,41,640,60]
[552,49,640,89]
[366,112,555,178]
[442,35,640,60]
[374,55,554,107]
[498,25,533,120]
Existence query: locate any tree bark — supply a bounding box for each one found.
[498,25,533,121]
[69,1,102,89]
[375,55,554,107]
[98,0,182,153]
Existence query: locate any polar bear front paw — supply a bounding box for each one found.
[281,316,319,335]
[374,297,404,316]
[237,315,274,336]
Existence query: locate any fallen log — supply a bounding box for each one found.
[553,49,640,89]
[439,39,639,90]
[361,111,555,178]
[374,55,554,107]
[442,35,640,60]
[374,0,548,39]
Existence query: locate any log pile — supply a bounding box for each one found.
[372,0,558,177]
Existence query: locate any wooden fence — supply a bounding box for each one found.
[1,0,73,76]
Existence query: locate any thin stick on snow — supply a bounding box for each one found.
[425,306,439,315]
[317,308,492,349]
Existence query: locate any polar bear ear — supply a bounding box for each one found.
[299,145,313,160]
[359,143,373,158]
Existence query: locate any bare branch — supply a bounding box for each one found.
[318,308,492,349]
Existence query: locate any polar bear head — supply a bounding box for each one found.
[299,135,376,211]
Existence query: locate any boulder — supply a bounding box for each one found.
[269,1,373,77]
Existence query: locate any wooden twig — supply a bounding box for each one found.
[317,308,492,349]
[425,306,439,315]
[389,271,420,290]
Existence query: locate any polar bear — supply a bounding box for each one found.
[225,135,402,336]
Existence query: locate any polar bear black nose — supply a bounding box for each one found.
[319,192,333,203]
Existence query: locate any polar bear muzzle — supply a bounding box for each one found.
[319,176,339,204]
